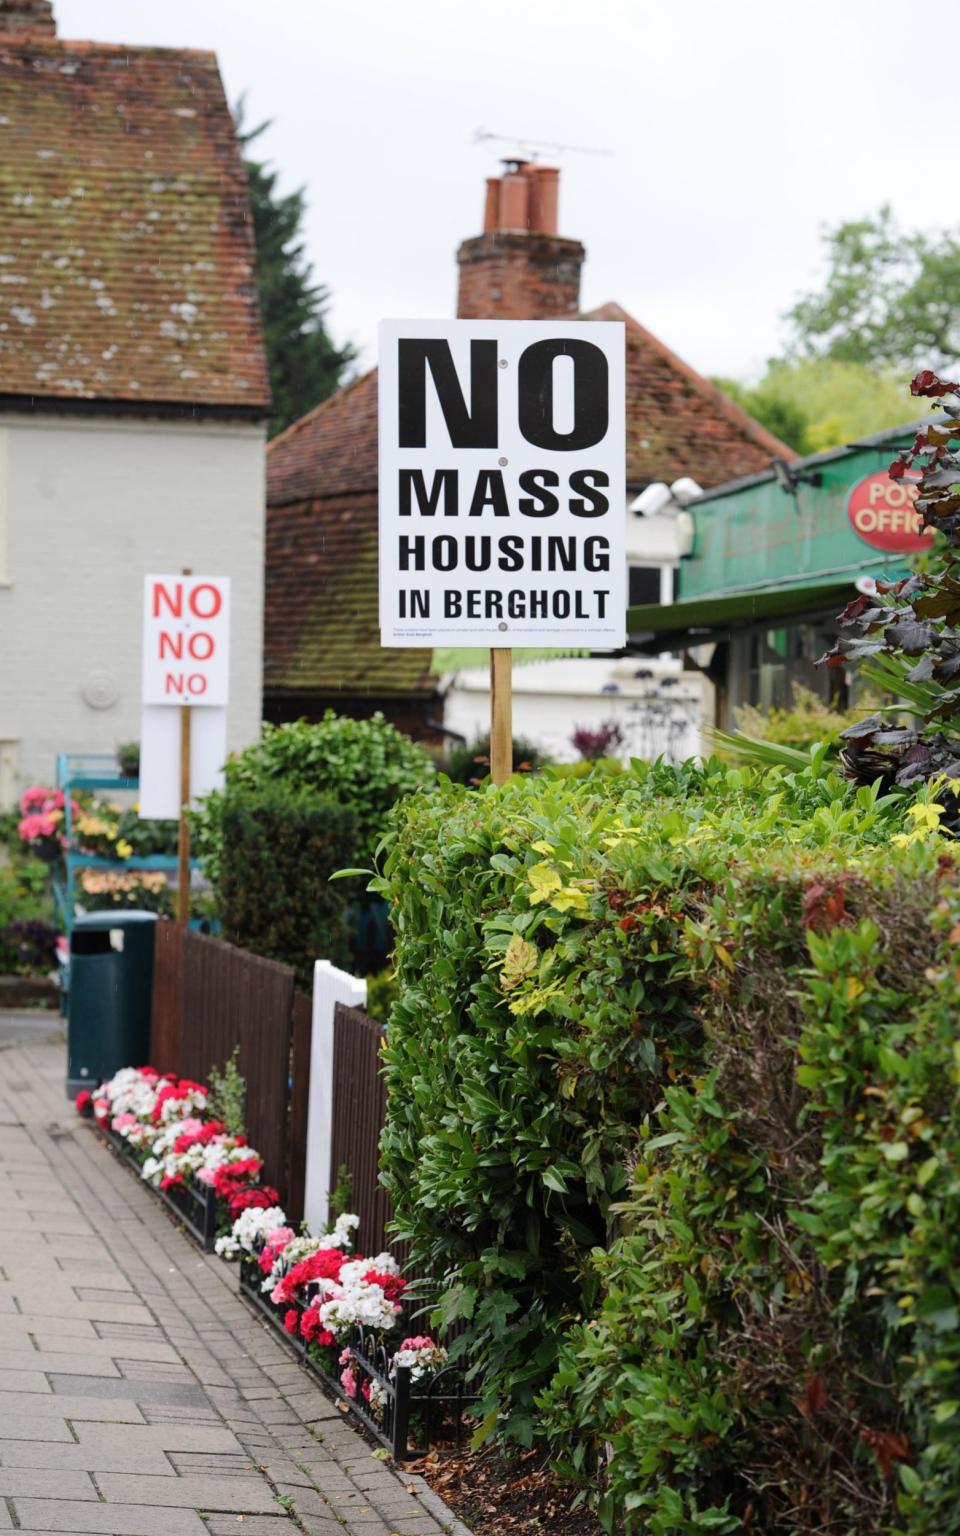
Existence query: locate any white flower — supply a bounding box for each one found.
[227,1205,288,1254]
[330,1212,360,1247]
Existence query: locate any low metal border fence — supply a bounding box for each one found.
[238,1257,475,1459]
[103,1125,219,1251]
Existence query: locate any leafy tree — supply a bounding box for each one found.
[714,371,812,454]
[788,205,960,371]
[237,105,355,436]
[713,358,914,455]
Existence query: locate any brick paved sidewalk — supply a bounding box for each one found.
[0,1033,471,1536]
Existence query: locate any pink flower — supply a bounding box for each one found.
[340,1366,358,1399]
[111,1113,137,1133]
[264,1226,295,1252]
[19,785,51,811]
[339,1347,353,1367]
[18,812,57,841]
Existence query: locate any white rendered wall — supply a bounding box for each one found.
[0,413,266,802]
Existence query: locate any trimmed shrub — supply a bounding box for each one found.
[377,757,960,1530]
[190,712,433,887]
[538,857,957,1534]
[217,785,355,986]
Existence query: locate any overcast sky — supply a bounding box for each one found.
[57,0,957,383]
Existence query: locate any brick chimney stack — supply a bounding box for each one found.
[0,0,56,37]
[456,161,585,320]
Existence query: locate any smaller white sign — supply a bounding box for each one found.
[142,574,231,707]
[137,705,227,820]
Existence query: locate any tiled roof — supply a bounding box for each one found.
[590,302,795,485]
[0,37,268,410]
[264,304,793,697]
[264,490,436,699]
[267,369,377,505]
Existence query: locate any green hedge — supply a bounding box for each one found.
[377,757,960,1531]
[218,785,355,986]
[191,712,434,886]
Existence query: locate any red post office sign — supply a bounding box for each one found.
[846,471,934,554]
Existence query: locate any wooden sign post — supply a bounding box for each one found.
[490,648,513,786]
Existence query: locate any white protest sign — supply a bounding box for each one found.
[378,319,626,650]
[138,574,231,819]
[142,574,231,706]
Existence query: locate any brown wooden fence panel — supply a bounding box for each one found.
[331,1003,393,1255]
[150,919,183,1076]
[177,931,296,1206]
[286,990,313,1227]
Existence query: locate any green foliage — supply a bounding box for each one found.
[539,849,960,1535]
[0,857,57,976]
[329,1163,354,1219]
[712,358,913,455]
[733,683,875,752]
[114,809,178,858]
[217,784,356,987]
[206,1046,246,1139]
[365,966,398,1024]
[190,712,433,890]
[787,206,960,372]
[376,757,914,1465]
[115,742,140,779]
[0,857,54,929]
[237,105,355,436]
[443,732,553,785]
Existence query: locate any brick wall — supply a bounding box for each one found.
[0,0,55,37]
[456,231,585,320]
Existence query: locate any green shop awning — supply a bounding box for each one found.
[626,579,857,652]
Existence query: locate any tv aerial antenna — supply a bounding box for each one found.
[473,128,613,160]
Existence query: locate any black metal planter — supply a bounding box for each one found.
[103,1126,220,1251]
[238,1257,474,1460]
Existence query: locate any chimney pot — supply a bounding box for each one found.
[482,177,501,234]
[456,163,584,320]
[0,0,56,36]
[529,166,560,236]
[498,170,530,232]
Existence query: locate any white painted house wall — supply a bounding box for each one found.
[0,412,266,802]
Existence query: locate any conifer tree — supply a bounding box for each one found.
[238,108,355,436]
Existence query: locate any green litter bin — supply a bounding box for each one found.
[67,911,157,1097]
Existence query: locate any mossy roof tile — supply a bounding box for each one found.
[0,37,268,409]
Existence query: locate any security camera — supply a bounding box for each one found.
[669,477,703,506]
[630,482,672,517]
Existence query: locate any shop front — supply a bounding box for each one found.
[625,422,932,725]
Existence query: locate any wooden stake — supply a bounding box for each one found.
[177,567,192,927]
[490,647,513,786]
